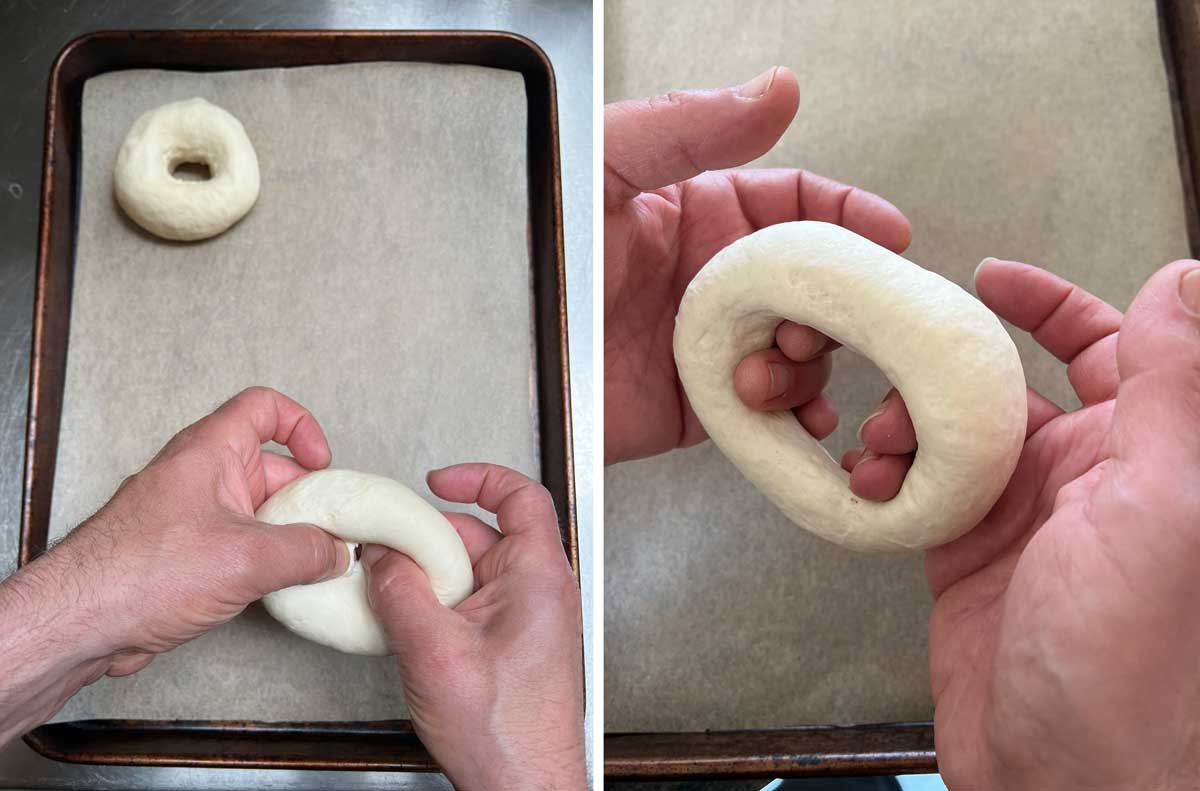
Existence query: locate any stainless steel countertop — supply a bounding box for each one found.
[0,1,594,788]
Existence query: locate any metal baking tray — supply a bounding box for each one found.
[21,29,575,772]
[605,0,1200,780]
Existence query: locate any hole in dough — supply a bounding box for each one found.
[353,543,363,561]
[170,161,212,181]
[821,348,890,453]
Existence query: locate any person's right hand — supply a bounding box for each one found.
[604,66,912,465]
[863,258,1200,789]
[362,463,585,791]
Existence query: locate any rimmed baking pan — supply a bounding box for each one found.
[605,0,1200,781]
[21,29,574,771]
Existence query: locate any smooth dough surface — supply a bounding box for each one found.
[114,97,260,241]
[258,469,473,655]
[674,221,1027,551]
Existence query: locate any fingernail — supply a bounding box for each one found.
[736,67,777,99]
[856,400,889,442]
[974,257,998,284]
[767,362,791,399]
[1181,269,1200,316]
[360,544,387,570]
[321,540,353,581]
[853,449,879,469]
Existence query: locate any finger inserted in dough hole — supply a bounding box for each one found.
[258,470,473,655]
[674,221,1027,552]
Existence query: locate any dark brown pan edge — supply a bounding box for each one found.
[605,724,937,781]
[1159,0,1200,256]
[21,29,571,771]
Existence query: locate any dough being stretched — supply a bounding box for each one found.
[258,469,473,655]
[673,221,1027,551]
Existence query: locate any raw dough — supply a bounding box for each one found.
[258,469,474,655]
[113,98,260,241]
[673,221,1027,551]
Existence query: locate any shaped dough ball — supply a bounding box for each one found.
[114,98,260,241]
[673,221,1027,551]
[258,469,474,655]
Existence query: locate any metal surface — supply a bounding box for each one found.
[0,1,593,789]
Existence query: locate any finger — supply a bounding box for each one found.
[795,394,838,440]
[858,389,917,456]
[734,350,832,411]
[1026,387,1065,437]
[361,547,455,659]
[261,451,310,498]
[853,383,1060,453]
[776,321,840,361]
[975,258,1122,404]
[240,521,351,595]
[604,66,800,208]
[443,511,502,567]
[199,387,332,470]
[427,464,561,547]
[849,450,914,501]
[730,168,913,253]
[1109,260,1200,478]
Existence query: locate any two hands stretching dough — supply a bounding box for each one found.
[606,67,1200,790]
[0,387,585,791]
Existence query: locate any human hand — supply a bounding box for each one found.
[362,463,584,791]
[604,66,912,465]
[865,258,1200,789]
[0,387,350,744]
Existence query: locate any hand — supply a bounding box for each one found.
[867,258,1200,789]
[362,463,585,791]
[0,387,349,745]
[604,65,912,465]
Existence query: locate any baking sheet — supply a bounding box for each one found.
[49,62,536,722]
[605,0,1190,731]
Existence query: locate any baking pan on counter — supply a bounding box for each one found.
[605,0,1200,780]
[21,29,574,771]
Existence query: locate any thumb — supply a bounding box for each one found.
[604,65,799,208]
[1110,259,1200,476]
[361,544,452,657]
[241,521,350,594]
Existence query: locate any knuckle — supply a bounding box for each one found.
[525,481,557,516]
[237,385,272,401]
[654,90,691,111]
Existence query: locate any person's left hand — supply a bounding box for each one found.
[0,387,350,743]
[604,66,913,465]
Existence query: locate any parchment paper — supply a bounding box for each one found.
[50,62,535,721]
[605,0,1190,731]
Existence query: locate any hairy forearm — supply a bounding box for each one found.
[0,554,108,746]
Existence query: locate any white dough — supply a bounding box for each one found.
[258,469,474,655]
[113,98,260,241]
[673,221,1027,551]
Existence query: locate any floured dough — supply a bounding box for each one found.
[258,469,473,655]
[114,98,260,241]
[673,221,1027,551]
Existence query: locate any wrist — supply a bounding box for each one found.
[0,561,112,745]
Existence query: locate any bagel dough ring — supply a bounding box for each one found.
[114,98,260,241]
[673,221,1027,552]
[258,469,473,655]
